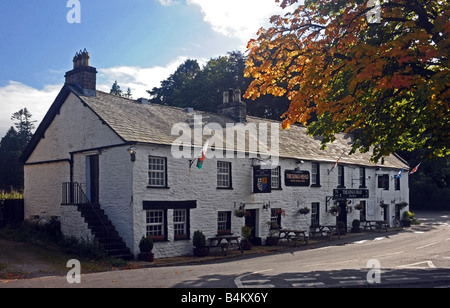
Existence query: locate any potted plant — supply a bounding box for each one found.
[265,221,280,246]
[193,230,209,257]
[329,205,341,216]
[298,207,310,215]
[138,235,154,262]
[337,221,347,235]
[397,201,408,210]
[240,226,253,250]
[379,202,388,209]
[234,208,245,218]
[351,219,361,233]
[355,202,364,211]
[401,211,415,227]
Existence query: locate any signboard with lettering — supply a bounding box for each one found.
[333,189,369,199]
[253,167,271,193]
[284,170,310,187]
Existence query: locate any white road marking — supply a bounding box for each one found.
[397,261,436,269]
[386,277,420,282]
[416,242,439,250]
[284,277,317,282]
[354,240,367,244]
[372,251,404,258]
[291,282,325,287]
[234,269,275,288]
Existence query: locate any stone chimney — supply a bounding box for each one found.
[65,49,97,96]
[217,88,247,123]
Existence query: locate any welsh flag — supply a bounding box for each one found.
[194,139,210,170]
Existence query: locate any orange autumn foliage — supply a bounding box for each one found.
[245,0,449,161]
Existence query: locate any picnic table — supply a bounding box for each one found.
[309,225,340,239]
[277,229,309,247]
[363,220,388,232]
[207,235,243,255]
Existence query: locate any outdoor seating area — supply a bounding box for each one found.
[277,229,309,247]
[207,235,244,256]
[309,225,340,239]
[363,220,388,232]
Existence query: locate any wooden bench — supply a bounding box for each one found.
[363,220,388,232]
[207,235,243,256]
[278,229,309,247]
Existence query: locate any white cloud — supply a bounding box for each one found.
[157,0,178,7]
[0,82,60,138]
[187,0,287,42]
[97,56,199,99]
[0,57,199,138]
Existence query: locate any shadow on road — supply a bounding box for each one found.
[173,267,450,288]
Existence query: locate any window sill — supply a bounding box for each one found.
[217,187,233,190]
[147,186,170,189]
[174,235,190,241]
[310,184,321,188]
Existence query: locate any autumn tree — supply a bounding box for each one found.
[244,0,449,161]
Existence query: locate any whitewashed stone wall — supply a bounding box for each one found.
[24,91,409,259]
[130,144,409,258]
[60,205,94,241]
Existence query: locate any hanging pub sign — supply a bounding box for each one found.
[253,166,272,193]
[285,169,310,187]
[333,188,369,199]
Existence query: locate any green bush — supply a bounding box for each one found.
[139,235,154,252]
[193,230,206,248]
[402,211,420,225]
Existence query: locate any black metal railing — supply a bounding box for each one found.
[62,182,90,205]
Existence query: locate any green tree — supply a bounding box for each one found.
[148,51,291,119]
[0,127,23,190]
[11,108,35,150]
[110,80,123,96]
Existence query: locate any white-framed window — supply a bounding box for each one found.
[217,161,232,188]
[338,165,345,187]
[173,209,187,237]
[271,166,281,189]
[217,211,231,232]
[311,163,320,186]
[311,202,320,226]
[148,156,166,187]
[359,167,366,188]
[146,210,165,237]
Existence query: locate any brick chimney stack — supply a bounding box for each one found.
[217,88,247,123]
[65,49,97,96]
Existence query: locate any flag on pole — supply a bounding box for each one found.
[329,152,344,174]
[394,168,404,179]
[409,162,421,175]
[191,139,210,170]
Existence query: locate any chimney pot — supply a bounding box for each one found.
[65,49,97,96]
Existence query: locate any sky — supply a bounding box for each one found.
[0,0,289,138]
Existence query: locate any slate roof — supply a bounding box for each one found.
[23,85,408,170]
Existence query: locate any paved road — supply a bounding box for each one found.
[1,211,449,288]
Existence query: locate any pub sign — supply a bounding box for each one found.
[284,170,310,187]
[253,166,272,193]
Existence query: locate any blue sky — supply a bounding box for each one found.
[0,0,287,137]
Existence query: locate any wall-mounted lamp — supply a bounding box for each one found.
[263,201,271,211]
[127,147,136,162]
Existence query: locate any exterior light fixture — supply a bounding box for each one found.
[127,147,136,162]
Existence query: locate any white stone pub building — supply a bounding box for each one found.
[21,51,410,259]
